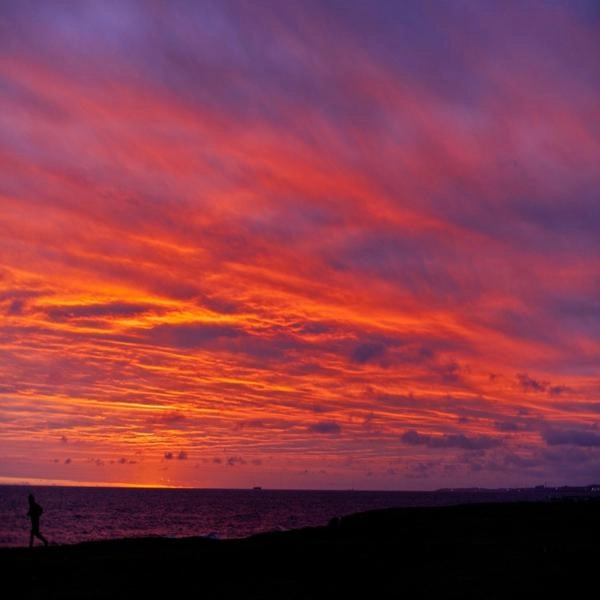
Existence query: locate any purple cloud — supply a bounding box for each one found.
[308,421,342,435]
[542,428,600,447]
[402,430,501,451]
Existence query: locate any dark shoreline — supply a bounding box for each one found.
[4,499,599,599]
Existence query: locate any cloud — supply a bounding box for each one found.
[542,428,600,447]
[147,412,187,426]
[162,450,187,460]
[147,323,243,349]
[351,342,387,365]
[548,385,570,397]
[235,418,297,431]
[516,375,573,398]
[1,0,599,490]
[405,461,443,479]
[45,302,159,322]
[235,419,265,430]
[401,430,502,450]
[516,373,548,393]
[308,421,341,434]
[493,417,538,433]
[0,289,48,317]
[494,421,520,433]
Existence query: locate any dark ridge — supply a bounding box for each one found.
[4,500,600,598]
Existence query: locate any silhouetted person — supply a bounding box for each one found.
[27,494,48,548]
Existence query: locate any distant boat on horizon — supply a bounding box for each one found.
[252,486,263,491]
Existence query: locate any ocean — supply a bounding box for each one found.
[0,484,595,548]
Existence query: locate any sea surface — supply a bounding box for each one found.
[0,484,596,548]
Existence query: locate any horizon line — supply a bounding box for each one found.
[1,478,598,494]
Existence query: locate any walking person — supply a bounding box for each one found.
[27,493,49,548]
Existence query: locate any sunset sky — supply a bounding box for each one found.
[1,0,599,490]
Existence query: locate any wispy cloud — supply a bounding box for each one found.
[1,0,599,489]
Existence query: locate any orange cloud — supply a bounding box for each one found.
[1,0,599,489]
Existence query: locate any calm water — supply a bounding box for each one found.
[0,485,594,548]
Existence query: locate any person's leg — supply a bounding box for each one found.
[37,532,48,546]
[31,523,41,546]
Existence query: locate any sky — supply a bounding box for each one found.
[1,0,599,491]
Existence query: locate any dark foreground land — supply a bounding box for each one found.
[3,499,600,599]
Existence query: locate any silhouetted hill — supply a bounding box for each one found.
[3,499,600,598]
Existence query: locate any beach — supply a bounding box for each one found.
[3,498,598,599]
